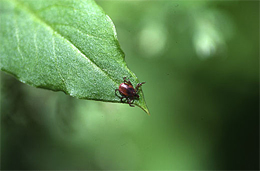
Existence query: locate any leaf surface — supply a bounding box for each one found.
[0,0,149,114]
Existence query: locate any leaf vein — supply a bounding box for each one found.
[13,0,118,85]
[14,12,24,60]
[52,23,106,42]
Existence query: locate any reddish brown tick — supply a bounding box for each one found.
[115,77,145,107]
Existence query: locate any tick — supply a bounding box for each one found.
[115,77,145,107]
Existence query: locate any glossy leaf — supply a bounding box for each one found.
[0,0,149,115]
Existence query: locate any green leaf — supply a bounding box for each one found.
[0,0,149,115]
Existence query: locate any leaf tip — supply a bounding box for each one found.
[136,103,150,116]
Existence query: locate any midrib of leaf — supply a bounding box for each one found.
[11,0,118,85]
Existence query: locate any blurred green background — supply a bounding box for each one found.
[1,0,259,170]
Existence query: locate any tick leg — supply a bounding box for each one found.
[128,98,135,107]
[115,89,121,98]
[135,82,145,93]
[116,89,126,102]
[129,103,135,107]
[120,96,127,103]
[123,77,132,86]
[123,77,128,83]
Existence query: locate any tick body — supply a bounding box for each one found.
[119,83,136,97]
[115,77,145,107]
